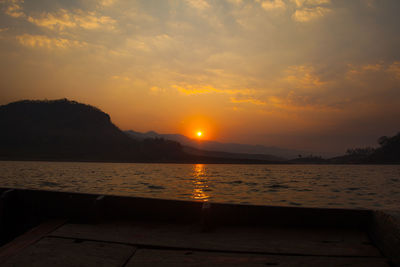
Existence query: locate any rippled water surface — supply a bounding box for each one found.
[0,161,399,209]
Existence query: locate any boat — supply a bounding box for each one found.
[0,187,398,266]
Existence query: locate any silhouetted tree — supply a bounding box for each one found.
[346,147,375,156]
[378,136,389,146]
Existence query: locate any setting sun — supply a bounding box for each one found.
[197,131,203,137]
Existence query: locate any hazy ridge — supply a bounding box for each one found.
[125,130,306,159]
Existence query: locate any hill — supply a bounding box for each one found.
[4,99,395,164]
[0,99,278,164]
[0,99,184,161]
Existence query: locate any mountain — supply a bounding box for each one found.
[0,99,184,161]
[125,130,306,159]
[0,99,278,164]
[2,99,396,164]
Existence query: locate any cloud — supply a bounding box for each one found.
[124,34,177,53]
[290,0,331,22]
[149,86,166,95]
[226,0,243,6]
[2,0,116,32]
[185,0,210,10]
[173,84,254,96]
[284,65,326,89]
[111,75,130,81]
[267,90,340,112]
[173,84,227,95]
[230,97,266,105]
[292,6,330,22]
[174,83,267,106]
[259,0,286,11]
[345,62,398,80]
[292,0,330,7]
[27,9,116,31]
[27,9,75,30]
[3,0,25,18]
[99,0,116,7]
[16,34,86,49]
[343,61,400,104]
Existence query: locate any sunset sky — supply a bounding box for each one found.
[1,0,399,155]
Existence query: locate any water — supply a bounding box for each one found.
[0,161,399,210]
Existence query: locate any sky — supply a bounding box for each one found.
[0,0,399,155]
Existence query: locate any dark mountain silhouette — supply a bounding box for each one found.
[2,99,396,164]
[0,99,278,164]
[125,130,306,159]
[0,99,184,161]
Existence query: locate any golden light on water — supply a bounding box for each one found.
[191,164,210,201]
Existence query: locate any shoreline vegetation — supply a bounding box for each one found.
[1,99,399,165]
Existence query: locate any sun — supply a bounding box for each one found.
[196,131,203,137]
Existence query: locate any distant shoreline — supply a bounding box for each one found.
[1,157,398,165]
[2,99,398,165]
[0,157,285,165]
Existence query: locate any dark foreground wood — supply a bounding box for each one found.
[0,188,398,266]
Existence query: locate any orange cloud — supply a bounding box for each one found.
[16,34,86,49]
[173,84,254,95]
[292,6,331,22]
[111,75,131,81]
[292,0,331,7]
[267,91,340,112]
[99,0,116,7]
[284,65,326,88]
[185,0,210,10]
[230,97,266,105]
[149,86,166,95]
[291,0,331,22]
[3,0,25,18]
[259,0,286,11]
[27,9,116,31]
[346,62,398,80]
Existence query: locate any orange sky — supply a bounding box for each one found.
[1,0,400,155]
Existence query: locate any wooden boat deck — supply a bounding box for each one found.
[0,188,398,266]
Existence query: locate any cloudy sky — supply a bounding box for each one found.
[0,0,399,155]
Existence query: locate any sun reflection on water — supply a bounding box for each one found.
[191,164,210,201]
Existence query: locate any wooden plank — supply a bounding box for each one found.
[126,249,390,267]
[50,221,382,257]
[1,237,136,267]
[369,210,400,266]
[0,219,66,264]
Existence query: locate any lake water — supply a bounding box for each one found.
[0,161,399,210]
